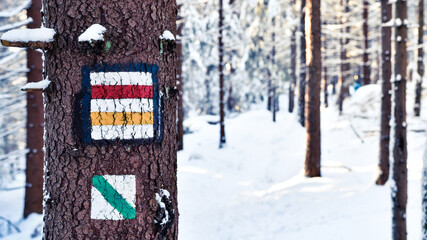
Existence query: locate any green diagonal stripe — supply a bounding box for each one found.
[92,175,136,219]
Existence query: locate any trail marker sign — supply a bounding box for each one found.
[81,63,162,144]
[91,175,136,220]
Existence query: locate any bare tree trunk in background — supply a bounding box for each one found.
[289,28,297,113]
[362,0,370,85]
[176,5,184,151]
[392,0,408,239]
[289,0,297,113]
[338,0,349,115]
[298,0,306,127]
[272,17,277,122]
[42,0,178,239]
[376,0,392,185]
[24,0,44,218]
[304,0,321,177]
[219,0,226,148]
[414,0,424,117]
[323,30,328,108]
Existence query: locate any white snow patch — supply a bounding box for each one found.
[155,189,170,225]
[78,24,106,42]
[1,28,55,43]
[21,79,51,91]
[159,30,175,41]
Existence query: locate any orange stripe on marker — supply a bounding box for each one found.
[90,112,154,126]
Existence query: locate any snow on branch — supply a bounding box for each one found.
[78,24,106,42]
[21,79,51,91]
[1,28,55,49]
[0,0,31,18]
[159,30,175,41]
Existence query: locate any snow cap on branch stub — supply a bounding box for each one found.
[0,28,55,49]
[159,30,176,54]
[78,24,110,54]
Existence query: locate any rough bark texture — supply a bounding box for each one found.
[298,0,306,127]
[289,28,297,113]
[42,1,178,239]
[219,0,226,148]
[24,0,44,218]
[376,0,392,185]
[414,0,424,117]
[176,5,184,151]
[423,162,427,239]
[304,0,321,177]
[392,0,408,239]
[362,0,370,85]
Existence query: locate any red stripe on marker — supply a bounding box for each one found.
[92,85,153,99]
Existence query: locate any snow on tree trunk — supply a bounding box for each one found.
[376,0,392,186]
[42,1,178,239]
[24,0,44,218]
[362,0,370,85]
[219,0,226,148]
[298,0,306,127]
[392,0,408,239]
[304,0,321,178]
[414,0,424,117]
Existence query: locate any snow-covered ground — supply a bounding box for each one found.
[1,82,426,239]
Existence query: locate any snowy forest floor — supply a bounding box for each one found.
[1,82,427,239]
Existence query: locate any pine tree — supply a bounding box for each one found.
[24,0,44,218]
[392,0,408,239]
[298,0,306,127]
[376,0,392,185]
[362,0,370,85]
[414,0,424,117]
[304,0,321,177]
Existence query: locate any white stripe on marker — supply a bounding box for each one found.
[90,99,154,113]
[90,72,153,86]
[91,125,154,140]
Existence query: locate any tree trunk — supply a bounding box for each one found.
[304,0,321,177]
[24,0,44,218]
[272,16,277,122]
[298,0,306,127]
[219,0,226,148]
[323,30,328,108]
[42,1,178,239]
[376,0,392,185]
[362,0,370,85]
[392,0,408,239]
[338,0,349,115]
[423,138,427,238]
[289,28,297,113]
[176,5,184,151]
[414,0,424,117]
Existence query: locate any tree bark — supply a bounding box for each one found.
[219,0,226,148]
[42,1,178,239]
[176,5,184,151]
[392,0,408,239]
[304,0,321,177]
[414,0,424,117]
[362,0,370,85]
[272,17,276,122]
[24,0,44,218]
[376,0,392,185]
[298,0,306,127]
